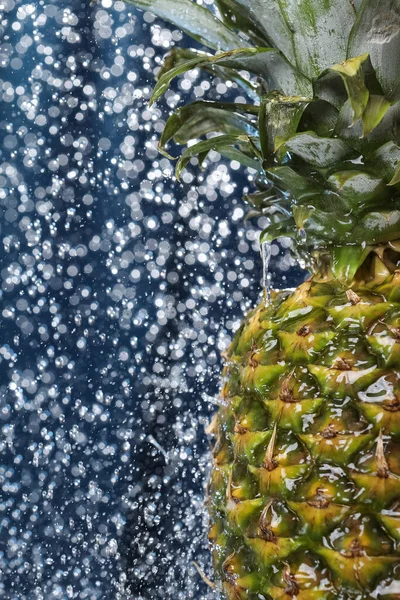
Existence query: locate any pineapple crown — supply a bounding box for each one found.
[125,0,400,280]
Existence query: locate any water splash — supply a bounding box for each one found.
[260,241,272,306]
[147,435,170,463]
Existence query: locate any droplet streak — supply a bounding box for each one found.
[260,240,272,306]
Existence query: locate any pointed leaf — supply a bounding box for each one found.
[336,99,400,154]
[292,205,316,230]
[216,48,312,97]
[389,164,400,186]
[362,95,391,136]
[151,55,208,106]
[349,0,400,100]
[175,134,261,180]
[352,210,400,244]
[156,47,204,80]
[215,0,270,46]
[159,101,258,151]
[330,53,369,123]
[244,189,284,210]
[368,141,400,183]
[299,209,355,245]
[260,217,296,243]
[327,171,388,212]
[330,245,372,281]
[316,191,352,215]
[266,166,323,202]
[151,48,312,106]
[278,0,356,79]
[283,131,356,168]
[218,146,262,171]
[314,71,348,111]
[259,94,310,163]
[124,0,242,51]
[215,0,297,64]
[156,48,259,97]
[301,99,340,137]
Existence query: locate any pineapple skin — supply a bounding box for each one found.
[209,271,400,599]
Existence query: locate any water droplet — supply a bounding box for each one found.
[297,227,307,245]
[260,240,272,306]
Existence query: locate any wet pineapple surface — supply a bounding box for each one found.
[209,272,400,599]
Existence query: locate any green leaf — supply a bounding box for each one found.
[369,141,400,183]
[244,189,286,209]
[124,0,242,51]
[330,53,369,123]
[156,48,259,97]
[362,95,391,136]
[278,0,356,79]
[151,47,312,106]
[300,100,340,137]
[304,207,355,243]
[156,47,204,80]
[292,205,315,229]
[216,0,297,64]
[349,0,400,101]
[336,99,400,154]
[352,210,400,244]
[266,166,323,203]
[159,101,258,151]
[282,131,356,168]
[152,50,261,106]
[258,94,310,164]
[319,190,352,214]
[214,48,312,97]
[215,0,270,46]
[389,164,400,186]
[260,217,296,243]
[151,55,208,106]
[327,171,388,213]
[218,146,262,171]
[331,245,372,281]
[175,134,261,180]
[314,71,348,110]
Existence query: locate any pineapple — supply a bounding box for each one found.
[123,0,400,596]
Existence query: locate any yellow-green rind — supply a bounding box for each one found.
[209,271,400,599]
